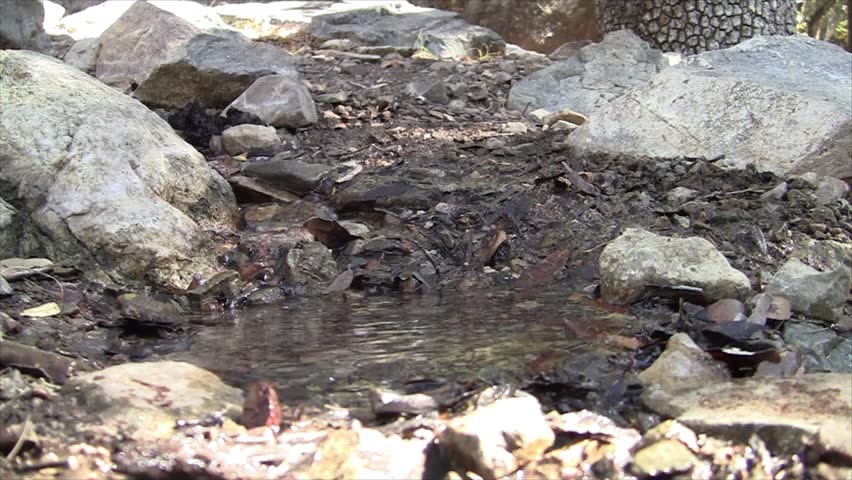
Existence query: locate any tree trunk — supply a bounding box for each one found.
[595,0,798,54]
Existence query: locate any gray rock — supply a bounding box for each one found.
[642,374,852,459]
[767,258,850,322]
[309,4,504,60]
[813,175,850,206]
[638,333,730,394]
[66,361,243,440]
[783,321,852,373]
[96,2,296,109]
[439,395,554,479]
[0,199,17,257]
[284,241,338,290]
[62,37,100,74]
[52,0,135,40]
[508,30,668,116]
[0,0,51,51]
[0,51,238,288]
[0,277,11,296]
[666,186,699,206]
[242,158,331,195]
[599,228,751,305]
[315,92,349,104]
[224,75,317,128]
[221,124,280,155]
[569,35,852,178]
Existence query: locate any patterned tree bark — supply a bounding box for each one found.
[595,0,798,54]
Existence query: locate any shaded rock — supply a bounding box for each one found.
[221,124,280,156]
[508,30,668,116]
[638,333,730,394]
[439,395,554,480]
[62,37,99,74]
[0,50,238,288]
[96,1,296,109]
[0,0,51,51]
[66,361,242,440]
[0,277,11,296]
[599,228,751,305]
[242,158,331,195]
[631,440,697,477]
[0,199,18,257]
[767,258,850,322]
[284,241,337,290]
[569,36,852,178]
[309,3,504,60]
[783,321,852,373]
[224,75,317,128]
[641,374,852,459]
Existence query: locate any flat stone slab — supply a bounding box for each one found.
[642,374,852,459]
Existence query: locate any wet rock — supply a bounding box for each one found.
[221,124,280,156]
[0,50,238,289]
[97,2,297,108]
[369,388,439,416]
[0,258,53,281]
[242,158,331,195]
[631,440,698,477]
[783,321,852,373]
[309,4,504,60]
[185,270,242,309]
[638,333,730,395]
[243,286,286,306]
[117,294,185,330]
[508,30,667,116]
[599,228,751,305]
[284,241,338,290]
[439,395,554,480]
[62,37,99,74]
[766,258,850,322]
[66,361,243,440]
[569,36,852,178]
[224,75,317,128]
[641,374,852,459]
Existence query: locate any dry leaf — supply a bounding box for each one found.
[20,302,61,318]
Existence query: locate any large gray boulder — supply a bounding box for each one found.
[568,35,852,178]
[0,50,238,288]
[309,2,505,60]
[0,0,51,51]
[507,30,669,116]
[599,228,751,305]
[95,1,297,108]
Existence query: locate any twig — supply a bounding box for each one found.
[581,239,614,253]
[6,414,33,462]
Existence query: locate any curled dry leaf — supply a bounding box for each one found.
[474,229,507,267]
[323,270,354,294]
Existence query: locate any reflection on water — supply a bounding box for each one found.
[168,288,622,406]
